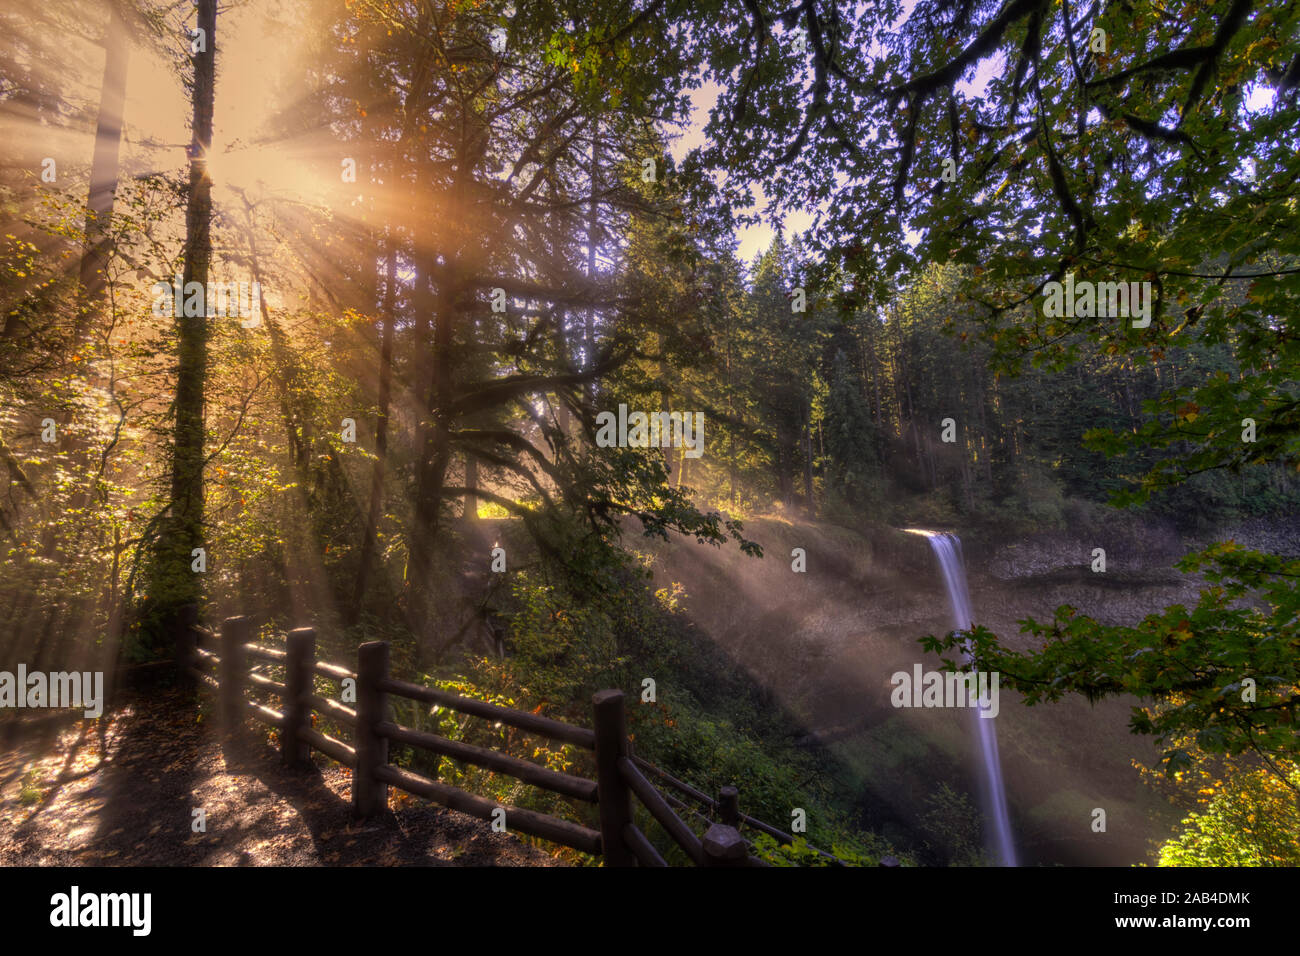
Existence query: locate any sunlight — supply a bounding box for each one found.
[3,0,1297,885]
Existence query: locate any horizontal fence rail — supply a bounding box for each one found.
[376,720,599,802]
[376,676,597,750]
[630,754,844,864]
[178,610,857,867]
[619,755,706,865]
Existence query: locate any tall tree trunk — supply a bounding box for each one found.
[75,0,130,339]
[236,193,305,467]
[960,441,973,510]
[777,418,796,510]
[462,454,479,521]
[868,325,884,432]
[976,364,994,486]
[351,239,399,621]
[407,126,471,646]
[586,115,599,408]
[725,314,737,508]
[406,258,458,646]
[803,400,815,518]
[896,336,926,481]
[147,0,215,648]
[57,1,131,651]
[554,307,572,438]
[658,331,673,485]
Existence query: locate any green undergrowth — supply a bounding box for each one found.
[244,522,909,865]
[395,536,906,866]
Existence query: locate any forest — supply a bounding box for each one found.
[1,0,1298,871]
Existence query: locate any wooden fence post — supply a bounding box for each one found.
[718,786,739,828]
[705,783,747,867]
[353,640,390,819]
[282,627,315,768]
[220,616,249,737]
[592,689,635,867]
[176,603,198,689]
[701,823,748,867]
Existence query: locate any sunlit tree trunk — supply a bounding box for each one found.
[146,0,215,649]
[74,0,129,339]
[53,1,132,659]
[407,133,467,644]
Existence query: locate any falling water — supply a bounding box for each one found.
[905,530,1018,867]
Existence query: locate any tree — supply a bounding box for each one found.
[75,0,130,338]
[694,0,1300,783]
[141,0,217,651]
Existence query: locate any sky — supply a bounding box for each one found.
[666,79,815,263]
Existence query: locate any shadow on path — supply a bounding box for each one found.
[0,673,565,867]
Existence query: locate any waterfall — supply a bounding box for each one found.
[906,529,1018,867]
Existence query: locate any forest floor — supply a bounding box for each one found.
[0,680,568,867]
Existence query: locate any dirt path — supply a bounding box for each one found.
[0,684,568,867]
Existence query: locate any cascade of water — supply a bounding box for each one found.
[906,529,1018,867]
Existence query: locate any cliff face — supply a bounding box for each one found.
[977,514,1300,580]
[642,515,1300,866]
[972,515,1300,637]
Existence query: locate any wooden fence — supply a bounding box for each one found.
[175,613,865,867]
